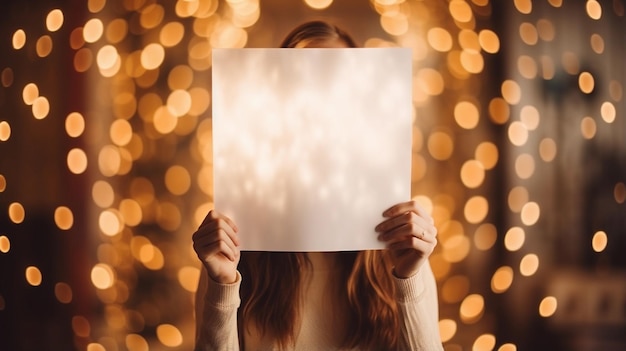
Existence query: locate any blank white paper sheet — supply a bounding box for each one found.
[212,48,412,251]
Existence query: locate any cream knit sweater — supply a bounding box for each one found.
[194,253,443,351]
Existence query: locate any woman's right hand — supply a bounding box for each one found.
[192,210,241,284]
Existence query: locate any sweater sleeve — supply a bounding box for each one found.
[393,261,444,351]
[194,266,242,351]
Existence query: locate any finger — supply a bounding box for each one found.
[201,239,238,262]
[376,211,410,232]
[376,211,434,236]
[378,229,412,246]
[199,210,239,233]
[193,224,239,248]
[378,222,437,243]
[387,236,436,253]
[383,200,434,224]
[382,200,419,217]
[194,227,239,257]
[195,214,241,246]
[194,228,239,262]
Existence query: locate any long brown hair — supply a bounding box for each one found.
[236,21,398,350]
[280,20,357,48]
[238,251,399,350]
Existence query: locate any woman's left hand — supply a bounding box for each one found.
[375,200,438,279]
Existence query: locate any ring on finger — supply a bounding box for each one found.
[419,229,426,239]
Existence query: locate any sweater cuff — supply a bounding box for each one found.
[204,271,242,309]
[392,269,425,303]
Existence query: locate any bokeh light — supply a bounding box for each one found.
[12,29,26,50]
[8,202,25,224]
[0,236,10,253]
[55,282,73,304]
[460,294,484,324]
[54,206,74,230]
[46,9,63,32]
[156,324,183,347]
[0,122,10,141]
[538,296,557,317]
[473,334,496,351]
[519,254,539,276]
[504,227,525,251]
[591,230,608,252]
[25,266,43,286]
[491,266,514,293]
[91,264,115,290]
[439,319,457,343]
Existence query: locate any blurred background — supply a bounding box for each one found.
[0,0,624,350]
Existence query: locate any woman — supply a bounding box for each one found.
[193,21,443,351]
